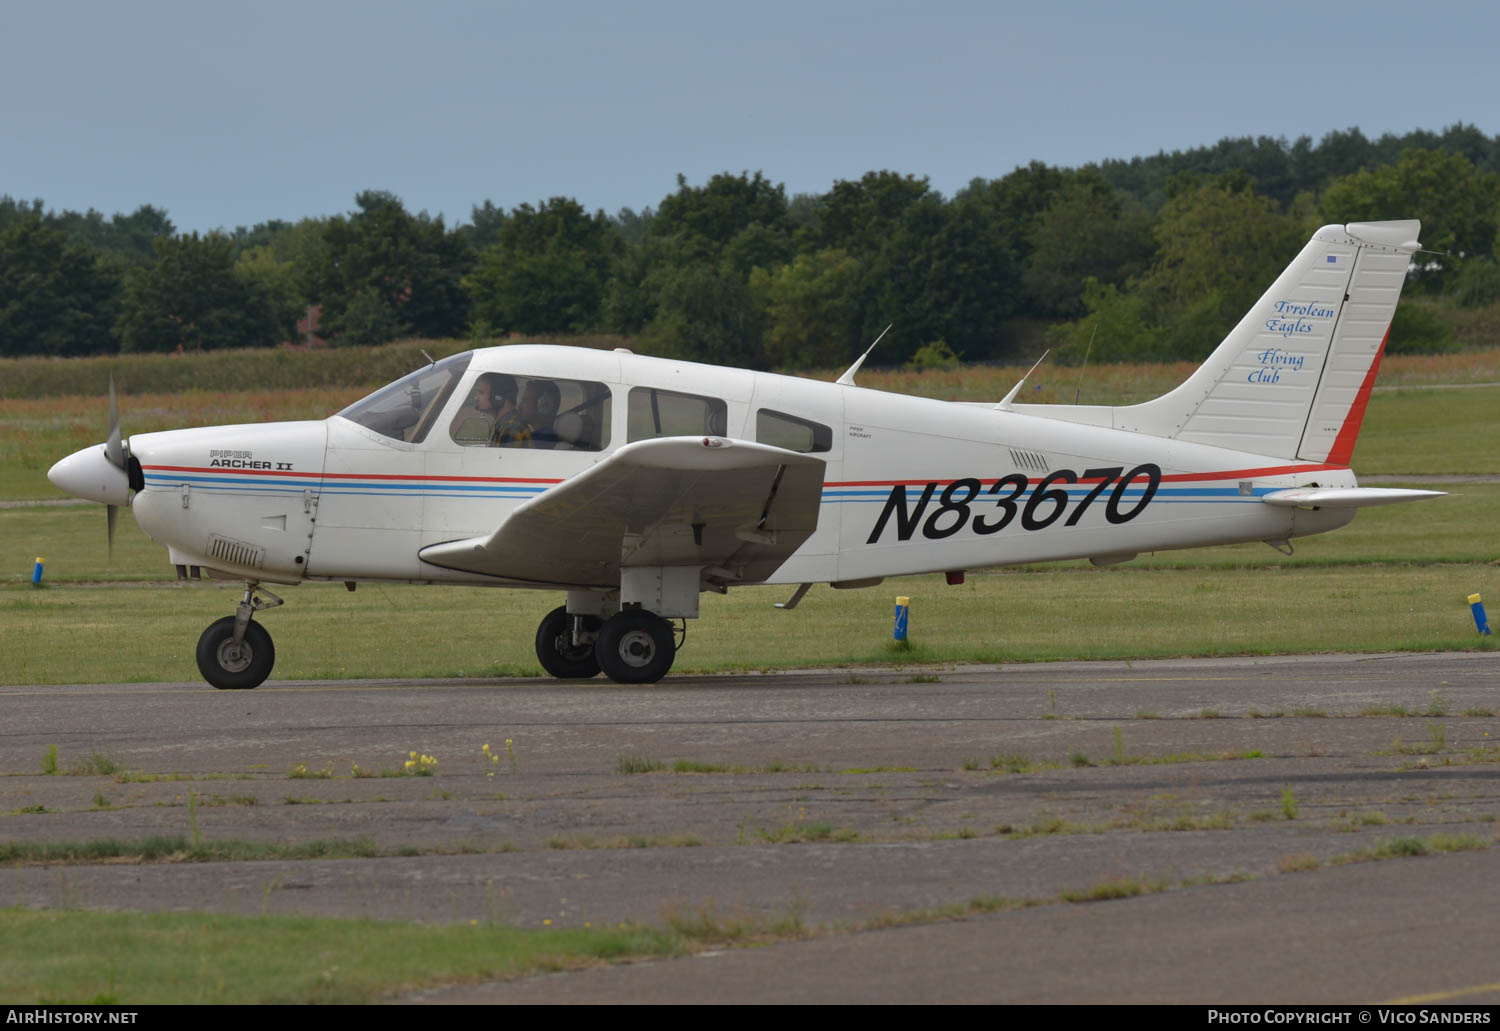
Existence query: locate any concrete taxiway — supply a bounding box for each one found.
[1,652,1496,1003]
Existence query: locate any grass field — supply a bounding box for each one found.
[3,561,1494,685]
[0,908,685,1004]
[2,347,1496,684]
[2,483,1495,684]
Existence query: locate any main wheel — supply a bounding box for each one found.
[535,605,602,679]
[594,609,675,684]
[195,616,275,690]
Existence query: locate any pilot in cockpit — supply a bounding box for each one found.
[468,372,531,447]
[488,376,535,447]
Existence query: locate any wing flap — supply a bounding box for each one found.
[419,436,825,585]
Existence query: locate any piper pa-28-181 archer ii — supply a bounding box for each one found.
[49,219,1443,689]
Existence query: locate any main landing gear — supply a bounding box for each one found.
[196,582,282,690]
[533,605,679,684]
[534,605,603,679]
[193,586,681,690]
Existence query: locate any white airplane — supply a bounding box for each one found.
[49,219,1442,689]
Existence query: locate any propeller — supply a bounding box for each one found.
[45,377,133,530]
[105,376,125,557]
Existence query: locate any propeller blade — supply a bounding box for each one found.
[106,376,124,560]
[106,375,124,471]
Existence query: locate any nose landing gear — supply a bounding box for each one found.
[196,583,282,690]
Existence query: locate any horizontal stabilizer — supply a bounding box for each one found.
[1261,487,1445,509]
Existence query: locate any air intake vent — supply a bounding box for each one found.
[1008,449,1048,473]
[208,535,265,570]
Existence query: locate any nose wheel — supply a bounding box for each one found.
[195,582,281,690]
[196,616,275,689]
[593,609,676,684]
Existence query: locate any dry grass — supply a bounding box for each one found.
[9,346,1499,498]
[819,348,1500,404]
[0,387,364,497]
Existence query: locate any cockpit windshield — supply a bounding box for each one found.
[335,351,473,443]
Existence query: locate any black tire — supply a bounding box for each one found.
[535,605,602,679]
[594,609,675,684]
[195,616,274,690]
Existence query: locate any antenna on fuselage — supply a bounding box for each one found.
[836,324,892,386]
[1073,324,1097,405]
[419,348,437,366]
[995,349,1050,411]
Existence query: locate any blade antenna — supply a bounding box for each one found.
[836,324,892,386]
[1073,323,1097,405]
[995,349,1050,411]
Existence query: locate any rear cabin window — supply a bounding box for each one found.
[627,387,728,442]
[755,409,832,453]
[449,374,612,451]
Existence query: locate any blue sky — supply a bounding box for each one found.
[4,0,1496,232]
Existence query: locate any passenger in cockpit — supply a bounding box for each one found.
[520,379,561,448]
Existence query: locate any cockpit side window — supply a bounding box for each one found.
[450,374,612,452]
[336,352,473,443]
[755,409,832,453]
[627,387,728,442]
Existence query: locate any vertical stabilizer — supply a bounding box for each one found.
[1112,221,1420,462]
[1294,222,1419,463]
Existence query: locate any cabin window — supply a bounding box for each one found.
[449,374,612,451]
[627,387,729,442]
[338,351,472,444]
[755,409,832,453]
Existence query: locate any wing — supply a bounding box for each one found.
[418,436,826,587]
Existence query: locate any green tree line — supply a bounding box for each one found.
[3,123,1499,367]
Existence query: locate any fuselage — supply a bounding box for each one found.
[123,344,1358,588]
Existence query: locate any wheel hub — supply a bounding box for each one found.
[216,640,253,673]
[556,632,594,661]
[617,629,656,667]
